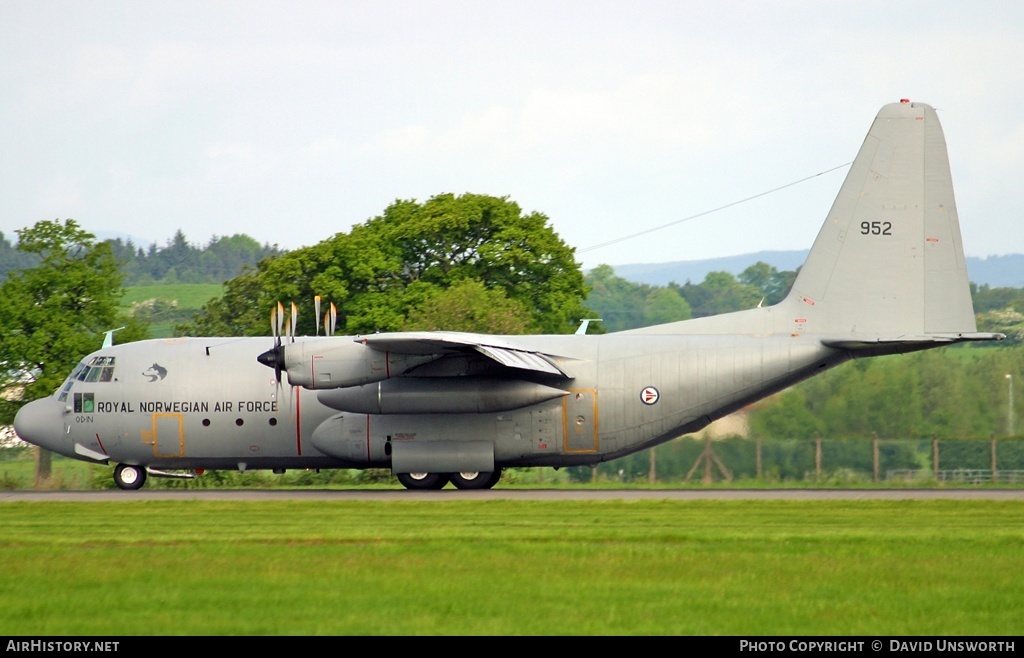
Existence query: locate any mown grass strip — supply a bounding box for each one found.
[1,500,1021,635]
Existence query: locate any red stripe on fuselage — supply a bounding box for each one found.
[294,386,302,455]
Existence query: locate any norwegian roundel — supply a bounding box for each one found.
[640,386,659,405]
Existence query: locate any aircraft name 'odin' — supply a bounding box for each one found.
[14,100,1004,490]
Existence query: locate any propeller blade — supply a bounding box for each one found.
[329,302,337,337]
[290,302,298,342]
[265,301,285,383]
[315,296,322,336]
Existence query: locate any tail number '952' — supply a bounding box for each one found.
[860,221,892,235]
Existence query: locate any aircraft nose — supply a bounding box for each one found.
[13,398,68,455]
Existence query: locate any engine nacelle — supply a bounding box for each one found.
[282,339,438,390]
[309,413,389,464]
[317,377,569,414]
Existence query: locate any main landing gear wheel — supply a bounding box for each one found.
[396,472,450,490]
[449,469,502,490]
[113,464,147,490]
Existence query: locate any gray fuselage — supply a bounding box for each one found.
[26,333,845,473]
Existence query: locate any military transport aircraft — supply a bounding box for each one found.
[13,100,1004,490]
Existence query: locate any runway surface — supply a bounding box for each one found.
[3,488,1024,502]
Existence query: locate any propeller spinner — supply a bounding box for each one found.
[258,299,334,380]
[257,301,287,382]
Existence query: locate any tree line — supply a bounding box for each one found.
[1,228,282,286]
[584,262,1024,342]
[4,216,1023,341]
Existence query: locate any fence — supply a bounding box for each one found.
[586,434,1024,484]
[888,469,1024,484]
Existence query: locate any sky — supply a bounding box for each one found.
[2,1,1023,271]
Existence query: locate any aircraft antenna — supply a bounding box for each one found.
[101,326,126,348]
[575,319,602,335]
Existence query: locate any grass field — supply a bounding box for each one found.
[0,499,1021,636]
[122,283,223,309]
[122,284,223,338]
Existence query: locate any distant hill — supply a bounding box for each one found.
[607,251,1024,289]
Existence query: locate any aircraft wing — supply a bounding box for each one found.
[356,331,569,377]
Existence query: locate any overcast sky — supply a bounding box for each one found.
[2,1,1022,270]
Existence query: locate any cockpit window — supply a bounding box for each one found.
[83,356,116,382]
[57,363,86,402]
[58,357,117,401]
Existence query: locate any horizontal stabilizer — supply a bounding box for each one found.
[822,332,1004,356]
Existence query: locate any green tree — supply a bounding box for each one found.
[749,388,824,440]
[0,230,39,281]
[739,262,797,306]
[0,219,147,480]
[175,265,270,337]
[673,271,762,317]
[976,306,1024,345]
[404,279,532,333]
[644,287,692,325]
[180,194,589,337]
[583,264,653,331]
[970,283,1024,314]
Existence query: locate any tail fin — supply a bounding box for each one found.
[630,100,1002,345]
[785,99,978,337]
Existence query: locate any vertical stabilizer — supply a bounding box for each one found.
[785,100,976,336]
[625,100,1000,345]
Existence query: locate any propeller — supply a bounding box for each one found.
[325,302,337,337]
[257,301,287,383]
[258,297,334,380]
[314,295,337,337]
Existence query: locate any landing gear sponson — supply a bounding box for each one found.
[396,469,502,490]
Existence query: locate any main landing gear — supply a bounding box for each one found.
[113,463,147,490]
[396,469,502,491]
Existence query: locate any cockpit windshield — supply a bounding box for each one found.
[57,356,117,402]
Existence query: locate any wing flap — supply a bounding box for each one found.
[358,331,569,377]
[473,344,564,376]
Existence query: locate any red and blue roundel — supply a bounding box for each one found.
[640,386,659,405]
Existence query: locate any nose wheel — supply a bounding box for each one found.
[113,464,147,490]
